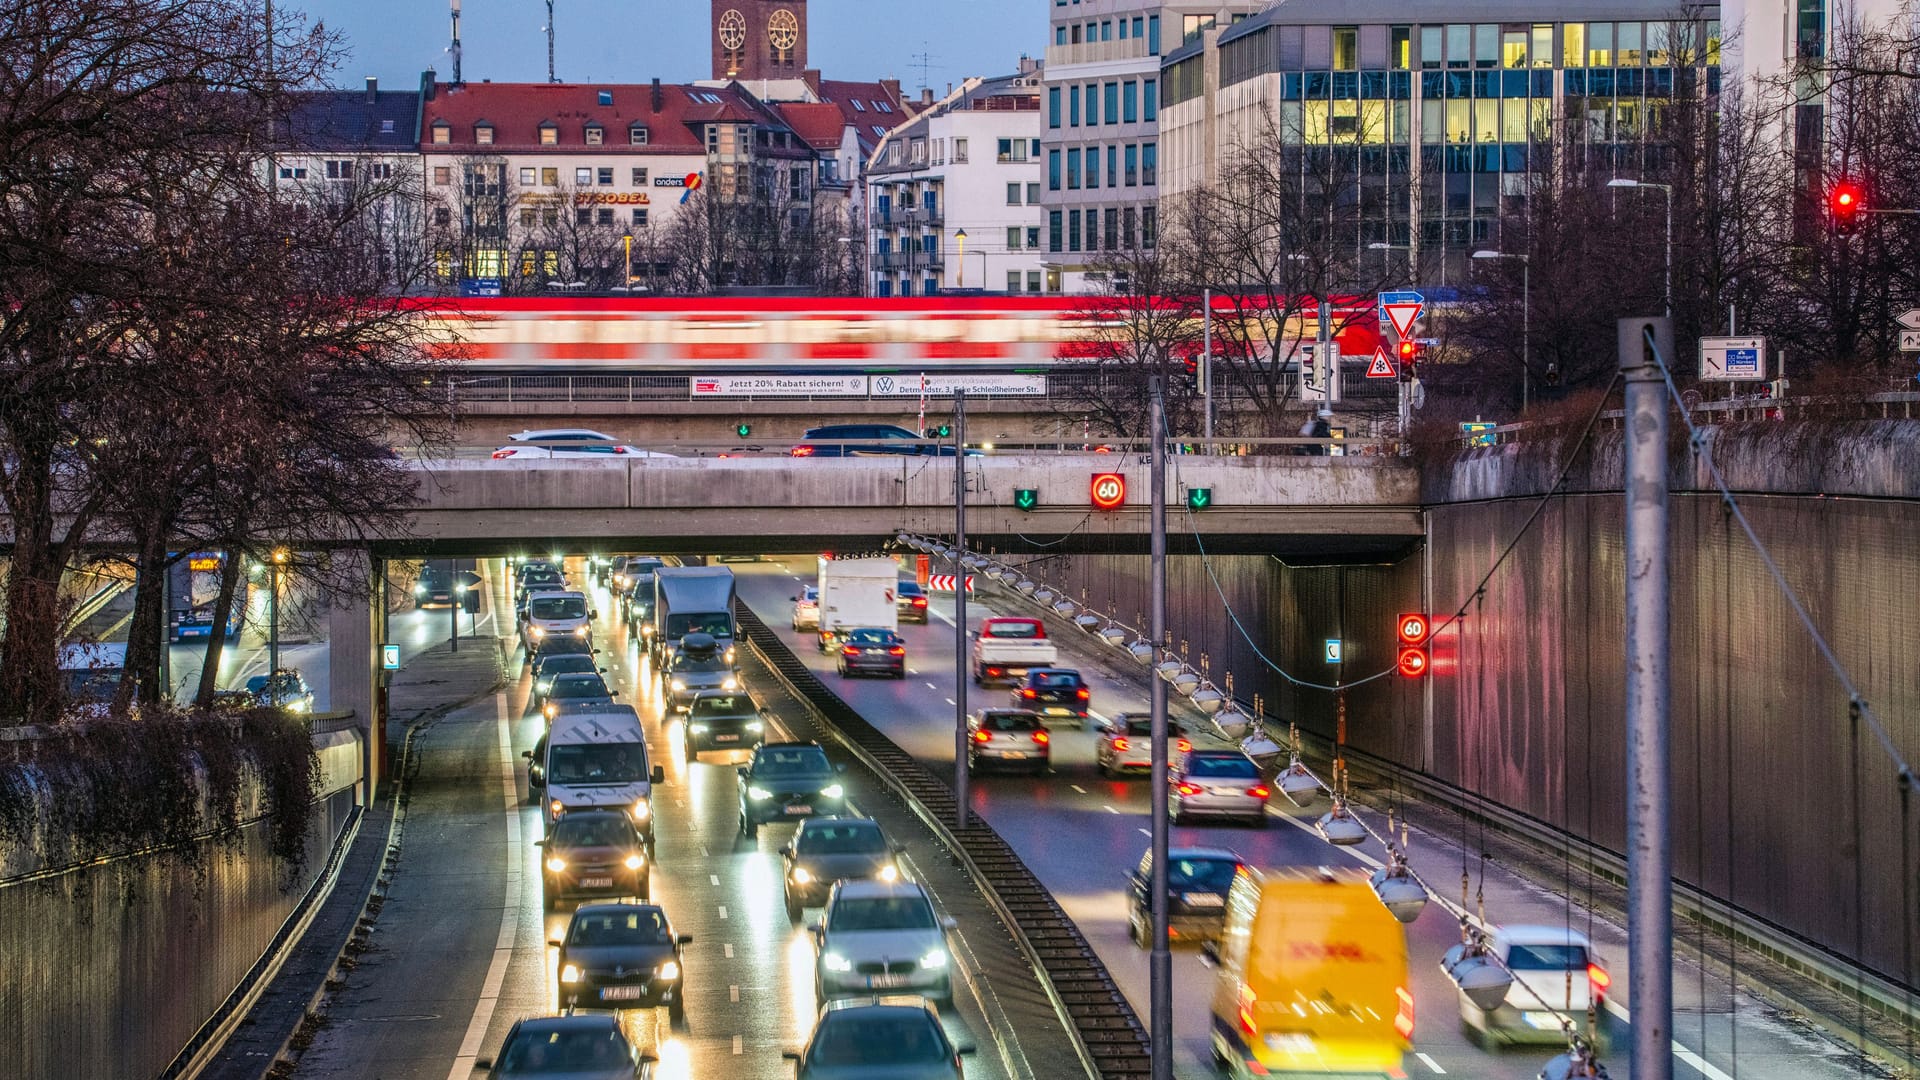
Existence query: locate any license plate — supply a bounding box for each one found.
[1213,786,1246,796]
[785,804,812,814]
[864,649,881,654]
[867,974,908,989]
[600,986,647,1001]
[581,876,613,888]
[1000,750,1026,759]
[1044,706,1071,716]
[715,733,740,742]
[1006,668,1028,677]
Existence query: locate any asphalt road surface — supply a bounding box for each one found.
[732,555,1868,1080]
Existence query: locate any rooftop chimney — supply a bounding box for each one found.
[365,76,379,103]
[421,68,437,101]
[879,78,901,104]
[921,87,935,106]
[651,77,663,113]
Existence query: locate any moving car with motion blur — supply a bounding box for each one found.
[532,652,601,707]
[476,1014,652,1079]
[969,617,1058,685]
[551,903,692,1021]
[520,589,593,656]
[662,632,740,711]
[895,579,930,623]
[541,671,617,722]
[1125,846,1242,947]
[738,741,847,838]
[811,880,957,1007]
[835,627,906,679]
[613,556,665,597]
[1095,714,1191,777]
[1455,925,1610,1050]
[791,586,821,631]
[780,816,904,922]
[784,996,975,1080]
[682,690,765,758]
[247,669,314,712]
[1168,749,1269,827]
[1011,667,1090,718]
[537,809,649,908]
[966,709,1049,775]
[1203,865,1412,1078]
[788,424,929,458]
[491,427,676,460]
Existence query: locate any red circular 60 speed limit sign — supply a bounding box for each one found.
[1090,472,1126,511]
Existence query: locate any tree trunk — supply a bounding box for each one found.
[195,542,246,707]
[0,443,67,724]
[117,530,174,709]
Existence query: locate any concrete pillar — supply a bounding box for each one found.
[327,548,381,803]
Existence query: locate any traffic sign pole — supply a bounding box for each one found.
[952,390,969,832]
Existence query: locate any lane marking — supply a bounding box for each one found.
[729,985,740,1003]
[1070,785,1088,794]
[444,692,521,1080]
[709,874,721,886]
[1137,828,1151,837]
[723,943,735,958]
[732,1035,744,1055]
[926,682,938,690]
[717,904,729,920]
[1268,805,1385,870]
[1105,805,1120,815]
[945,697,956,706]
[1416,1051,1447,1073]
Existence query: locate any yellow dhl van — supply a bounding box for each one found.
[1204,865,1413,1077]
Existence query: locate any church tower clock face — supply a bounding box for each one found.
[717,9,747,50]
[768,8,799,50]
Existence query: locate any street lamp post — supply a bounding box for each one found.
[1608,178,1673,318]
[954,228,967,289]
[1473,250,1530,411]
[268,548,289,696]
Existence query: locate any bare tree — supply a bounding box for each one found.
[1050,244,1206,439]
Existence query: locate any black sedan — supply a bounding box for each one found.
[684,690,766,758]
[836,627,906,679]
[738,742,847,838]
[779,816,904,921]
[1012,667,1090,719]
[479,1014,651,1078]
[532,652,601,706]
[539,810,648,908]
[895,580,930,623]
[1125,846,1242,947]
[541,671,616,722]
[550,903,692,1022]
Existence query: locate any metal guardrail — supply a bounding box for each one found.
[418,436,1407,459]
[1465,391,1920,446]
[735,603,1151,1080]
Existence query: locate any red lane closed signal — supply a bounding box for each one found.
[1397,647,1430,677]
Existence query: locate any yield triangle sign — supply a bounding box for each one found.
[1365,346,1398,379]
[1383,301,1423,340]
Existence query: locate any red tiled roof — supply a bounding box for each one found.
[421,81,753,153]
[813,79,911,154]
[773,102,849,150]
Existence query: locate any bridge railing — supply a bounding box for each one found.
[417,436,1410,459]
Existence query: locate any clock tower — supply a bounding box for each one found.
[711,0,808,81]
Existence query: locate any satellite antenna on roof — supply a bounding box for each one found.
[449,0,463,84]
[909,43,942,94]
[545,0,559,83]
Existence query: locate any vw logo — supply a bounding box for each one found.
[875,376,895,394]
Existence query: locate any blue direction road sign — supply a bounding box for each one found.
[1378,290,1426,339]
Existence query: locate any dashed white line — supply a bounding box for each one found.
[444,693,521,1080]
[1104,805,1120,815]
[732,1035,744,1055]
[709,874,721,886]
[729,984,740,1002]
[945,697,956,705]
[717,904,729,920]
[1416,1051,1447,1073]
[926,682,938,690]
[723,943,735,958]
[1070,784,1088,794]
[1137,828,1151,837]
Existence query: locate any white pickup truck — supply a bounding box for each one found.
[970,617,1059,685]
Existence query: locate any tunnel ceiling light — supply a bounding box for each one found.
[1172,669,1202,696]
[1015,578,1037,595]
[1190,684,1224,714]
[1442,938,1514,1011]
[1317,799,1369,846]
[1053,598,1077,616]
[1075,613,1104,633]
[1537,1041,1606,1080]
[1278,758,1321,806]
[1154,659,1184,683]
[1369,857,1428,924]
[1211,704,1253,739]
[1128,638,1156,665]
[1100,624,1131,647]
[1033,587,1056,605]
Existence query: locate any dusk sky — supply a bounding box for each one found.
[291,0,1043,92]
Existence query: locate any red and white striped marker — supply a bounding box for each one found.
[928,574,975,593]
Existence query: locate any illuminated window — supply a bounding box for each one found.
[1333,27,1358,71]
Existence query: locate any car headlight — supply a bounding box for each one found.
[530,626,545,639]
[631,798,650,821]
[560,963,581,983]
[748,786,773,801]
[549,799,564,816]
[624,853,645,870]
[642,624,655,636]
[725,648,736,663]
[721,676,739,690]
[289,699,310,712]
[670,679,687,692]
[573,625,589,637]
[536,680,552,694]
[746,721,763,731]
[822,953,852,972]
[413,584,425,595]
[821,784,844,799]
[791,866,813,884]
[542,702,558,719]
[545,856,567,873]
[690,722,709,733]
[920,948,949,970]
[657,960,681,981]
[877,863,899,882]
[456,583,468,593]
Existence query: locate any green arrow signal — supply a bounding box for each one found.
[1014,488,1038,511]
[1187,487,1213,511]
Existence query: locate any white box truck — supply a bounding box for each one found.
[814,556,899,651]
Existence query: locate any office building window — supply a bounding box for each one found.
[1334,27,1358,70]
[1393,26,1412,68]
[1029,270,1043,292]
[597,167,614,185]
[1142,205,1156,248]
[1086,84,1099,124]
[1068,210,1081,251]
[1049,86,1061,128]
[1056,25,1067,45]
[1123,80,1138,122]
[1532,24,1554,67]
[1563,23,1585,67]
[954,138,969,162]
[1148,14,1159,53]
[1027,182,1042,203]
[1084,207,1100,250]
[576,167,593,185]
[1124,144,1138,186]
[1104,208,1118,250]
[1008,270,1023,292]
[1070,85,1081,125]
[1107,145,1118,187]
[1049,210,1063,251]
[632,208,648,226]
[542,167,559,185]
[1101,19,1112,40]
[596,208,614,225]
[1104,82,1119,124]
[1142,143,1156,185]
[1067,147,1081,188]
[1008,182,1023,205]
[520,166,536,185]
[1048,149,1062,190]
[1008,226,1023,249]
[632,167,648,185]
[1144,79,1157,121]
[1026,226,1040,248]
[1086,146,1099,187]
[1122,207,1137,249]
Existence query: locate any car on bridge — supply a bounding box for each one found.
[1011,667,1090,718]
[477,1013,653,1078]
[493,428,678,461]
[836,628,906,679]
[789,424,984,459]
[780,816,904,922]
[1168,749,1269,827]
[966,709,1049,774]
[246,669,314,713]
[785,996,974,1080]
[551,902,691,1021]
[810,880,957,1007]
[537,809,649,908]
[738,741,846,838]
[1095,714,1191,777]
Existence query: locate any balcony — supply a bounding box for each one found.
[873,208,943,229]
[871,251,945,271]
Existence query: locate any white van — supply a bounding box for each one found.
[524,706,663,843]
[521,589,594,655]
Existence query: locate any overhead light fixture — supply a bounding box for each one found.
[1190,684,1224,714]
[1442,936,1514,1011]
[1317,799,1368,846]
[1128,638,1155,665]
[1369,854,1428,923]
[1278,758,1321,806]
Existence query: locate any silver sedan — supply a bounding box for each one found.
[1168,750,1269,827]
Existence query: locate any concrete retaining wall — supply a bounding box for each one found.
[0,727,363,1080]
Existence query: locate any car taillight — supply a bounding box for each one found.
[912,598,926,607]
[1032,730,1049,744]
[491,449,514,459]
[612,445,628,454]
[1075,688,1089,699]
[1177,737,1191,753]
[888,646,905,656]
[1588,964,1611,992]
[1111,737,1129,752]
[1176,782,1202,796]
[972,730,991,743]
[1248,785,1271,799]
[791,445,815,457]
[843,645,859,655]
[986,667,1002,677]
[1021,688,1036,698]
[1393,987,1415,1039]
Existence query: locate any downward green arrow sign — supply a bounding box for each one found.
[1014,488,1038,511]
[1187,487,1213,511]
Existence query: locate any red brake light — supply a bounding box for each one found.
[1587,964,1611,991]
[1237,986,1257,1034]
[1021,688,1037,698]
[888,646,905,656]
[972,730,991,743]
[791,445,815,457]
[912,597,927,607]
[1032,730,1049,744]
[986,667,1002,677]
[1249,785,1271,799]
[1176,782,1202,796]
[1075,687,1089,699]
[843,645,858,655]
[1177,737,1191,753]
[1111,737,1129,751]
[612,445,628,454]
[1393,987,1415,1039]
[491,449,514,459]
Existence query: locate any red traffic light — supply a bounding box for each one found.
[1396,646,1430,677]
[1397,339,1417,361]
[1396,613,1430,645]
[1831,181,1864,232]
